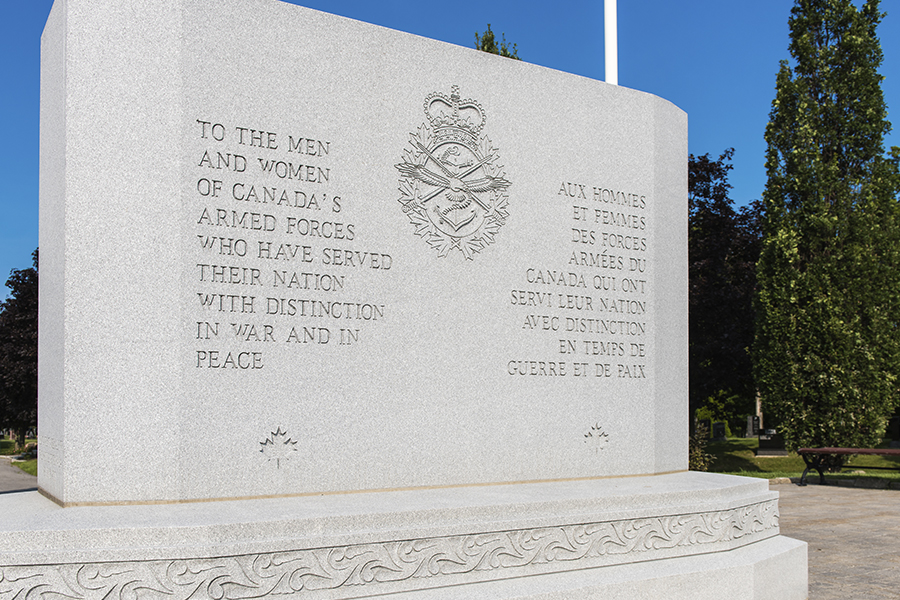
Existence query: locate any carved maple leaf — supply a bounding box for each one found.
[584,423,610,451]
[259,427,298,468]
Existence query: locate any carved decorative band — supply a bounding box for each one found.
[0,500,777,600]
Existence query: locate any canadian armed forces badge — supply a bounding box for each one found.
[396,86,511,259]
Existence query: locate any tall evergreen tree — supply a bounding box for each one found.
[755,0,900,451]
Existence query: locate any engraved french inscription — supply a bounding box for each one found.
[507,181,652,379]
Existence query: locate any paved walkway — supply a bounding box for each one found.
[772,482,900,600]
[1,463,896,598]
[0,456,37,495]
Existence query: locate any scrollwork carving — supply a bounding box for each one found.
[0,500,777,600]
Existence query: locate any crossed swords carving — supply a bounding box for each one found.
[397,140,511,214]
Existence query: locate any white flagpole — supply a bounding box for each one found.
[605,0,618,85]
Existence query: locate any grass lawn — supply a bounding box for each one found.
[2,437,39,476]
[1,438,37,456]
[708,437,900,480]
[13,459,37,476]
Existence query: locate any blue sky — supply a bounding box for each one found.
[2,0,899,298]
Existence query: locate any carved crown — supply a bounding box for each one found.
[423,86,486,141]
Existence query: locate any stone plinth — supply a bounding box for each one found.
[0,473,806,600]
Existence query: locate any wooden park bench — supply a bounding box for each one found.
[797,447,900,486]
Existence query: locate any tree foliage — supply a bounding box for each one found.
[688,420,712,471]
[475,24,520,59]
[0,249,38,451]
[754,0,900,451]
[688,149,761,431]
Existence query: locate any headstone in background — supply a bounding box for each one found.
[746,414,761,437]
[712,421,727,441]
[758,428,789,456]
[888,414,900,448]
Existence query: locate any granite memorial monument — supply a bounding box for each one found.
[0,1,807,598]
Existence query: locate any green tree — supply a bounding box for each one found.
[475,24,519,59]
[0,249,38,451]
[754,0,900,451]
[689,149,762,433]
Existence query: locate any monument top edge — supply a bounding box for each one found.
[42,0,685,114]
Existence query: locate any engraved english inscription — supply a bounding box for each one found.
[191,119,391,369]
